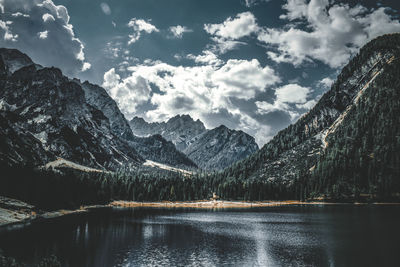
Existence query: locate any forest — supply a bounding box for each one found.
[1,35,400,211]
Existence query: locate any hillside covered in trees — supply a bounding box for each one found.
[1,34,400,209]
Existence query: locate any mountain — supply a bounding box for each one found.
[0,48,196,171]
[130,134,197,169]
[129,115,259,170]
[218,33,400,200]
[183,125,259,170]
[0,48,143,170]
[79,81,196,169]
[80,81,135,141]
[130,114,206,151]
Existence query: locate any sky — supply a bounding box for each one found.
[1,0,400,146]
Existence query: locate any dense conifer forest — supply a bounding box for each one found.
[1,35,400,210]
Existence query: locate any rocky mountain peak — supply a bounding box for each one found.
[0,48,33,74]
[130,115,259,170]
[183,125,259,170]
[130,114,206,151]
[0,48,145,170]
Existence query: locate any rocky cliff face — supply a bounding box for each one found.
[79,81,135,141]
[183,125,259,170]
[130,114,206,151]
[130,115,259,170]
[0,49,143,170]
[0,48,197,170]
[78,82,197,169]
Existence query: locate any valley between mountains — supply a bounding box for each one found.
[0,34,399,216]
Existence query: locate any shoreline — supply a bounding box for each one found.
[109,200,400,209]
[2,198,400,230]
[0,196,111,230]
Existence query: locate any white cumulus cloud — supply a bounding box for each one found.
[37,30,48,39]
[204,12,259,53]
[205,12,259,39]
[186,50,223,66]
[103,58,280,145]
[127,18,159,44]
[169,25,192,38]
[256,84,312,120]
[257,0,400,68]
[0,20,17,41]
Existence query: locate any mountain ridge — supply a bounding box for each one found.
[215,33,400,200]
[129,115,259,170]
[0,48,196,170]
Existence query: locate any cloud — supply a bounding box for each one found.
[0,0,91,76]
[169,25,192,38]
[257,0,400,68]
[256,84,312,120]
[205,12,259,39]
[37,30,48,39]
[103,68,152,115]
[82,62,91,72]
[243,0,270,7]
[204,12,259,53]
[42,13,55,22]
[275,84,309,103]
[11,12,29,18]
[103,58,280,145]
[127,18,159,44]
[186,50,223,66]
[208,37,245,54]
[0,20,17,41]
[318,77,334,89]
[100,3,111,15]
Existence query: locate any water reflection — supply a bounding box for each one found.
[0,206,400,266]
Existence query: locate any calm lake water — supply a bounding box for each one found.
[1,205,400,267]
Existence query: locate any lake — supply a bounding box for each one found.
[0,205,399,266]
